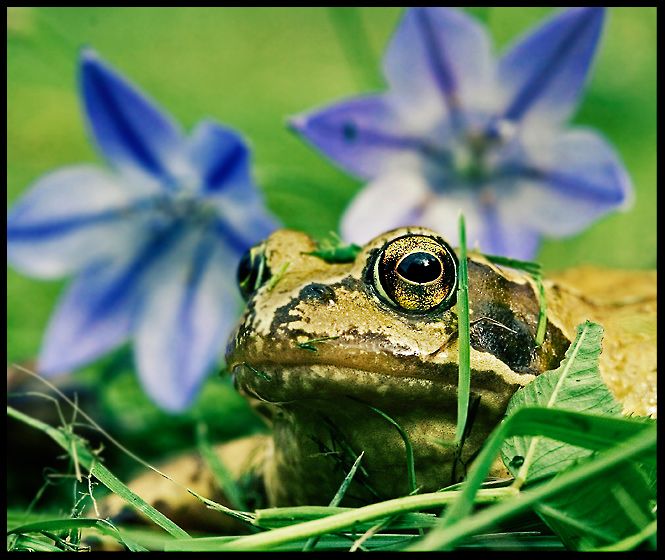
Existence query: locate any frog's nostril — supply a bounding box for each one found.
[300,283,336,303]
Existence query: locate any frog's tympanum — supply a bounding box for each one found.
[103,228,656,530]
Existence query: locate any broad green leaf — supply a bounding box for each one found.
[412,424,656,551]
[500,321,623,482]
[438,407,652,531]
[536,458,656,550]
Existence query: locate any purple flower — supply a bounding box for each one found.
[292,7,632,259]
[6,48,279,412]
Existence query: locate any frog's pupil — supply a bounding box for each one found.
[396,252,442,284]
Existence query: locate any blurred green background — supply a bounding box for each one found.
[6,7,657,505]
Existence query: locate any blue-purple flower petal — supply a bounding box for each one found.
[80,48,188,183]
[498,7,605,125]
[8,47,280,411]
[188,119,252,194]
[6,165,158,278]
[291,95,429,179]
[507,128,633,237]
[39,259,141,376]
[133,231,238,412]
[188,120,280,245]
[473,194,541,260]
[302,6,631,260]
[38,221,188,377]
[383,7,495,126]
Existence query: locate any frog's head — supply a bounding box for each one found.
[225,227,571,506]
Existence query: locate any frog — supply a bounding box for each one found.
[100,227,656,531]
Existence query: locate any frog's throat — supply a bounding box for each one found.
[232,361,523,506]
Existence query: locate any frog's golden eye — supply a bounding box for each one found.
[237,242,270,301]
[372,234,458,313]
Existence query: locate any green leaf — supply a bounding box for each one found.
[437,407,652,532]
[536,457,656,550]
[412,423,656,551]
[500,321,623,483]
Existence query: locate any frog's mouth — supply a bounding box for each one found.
[232,362,449,405]
[228,357,532,412]
[225,317,537,409]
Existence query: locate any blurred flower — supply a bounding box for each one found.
[292,7,632,259]
[6,48,279,412]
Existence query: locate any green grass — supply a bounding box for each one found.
[7,350,656,550]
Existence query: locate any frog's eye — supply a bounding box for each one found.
[372,234,458,313]
[237,242,270,301]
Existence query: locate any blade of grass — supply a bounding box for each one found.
[533,274,547,345]
[185,489,256,525]
[481,253,542,277]
[302,452,365,550]
[7,518,148,552]
[7,405,190,540]
[171,488,513,551]
[454,213,471,445]
[91,460,189,539]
